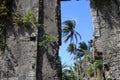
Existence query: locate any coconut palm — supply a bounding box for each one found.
[62,20,81,43]
[62,63,76,80]
[75,42,90,60]
[67,43,77,55]
[62,63,69,80]
[72,42,91,80]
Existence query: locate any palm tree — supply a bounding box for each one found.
[66,42,89,80]
[67,43,77,55]
[74,42,91,80]
[75,42,90,60]
[62,20,81,43]
[62,63,69,80]
[62,63,76,80]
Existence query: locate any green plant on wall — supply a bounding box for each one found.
[0,0,7,17]
[13,10,56,46]
[85,56,103,78]
[94,60,102,70]
[39,34,56,46]
[86,56,94,63]
[13,11,39,28]
[86,67,94,77]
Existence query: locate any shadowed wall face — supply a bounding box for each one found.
[90,0,120,79]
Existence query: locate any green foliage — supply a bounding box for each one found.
[94,60,103,69]
[74,41,90,60]
[62,64,76,80]
[45,34,56,41]
[39,34,56,46]
[86,67,94,77]
[13,11,21,26]
[79,42,88,50]
[62,20,81,43]
[0,0,7,17]
[13,11,39,28]
[67,43,76,55]
[86,56,94,63]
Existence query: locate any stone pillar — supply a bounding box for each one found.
[37,0,62,80]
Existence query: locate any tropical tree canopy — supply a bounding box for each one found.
[75,42,89,60]
[67,43,77,55]
[62,63,76,80]
[62,20,81,43]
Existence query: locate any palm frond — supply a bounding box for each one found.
[74,33,78,43]
[75,31,81,40]
[67,43,76,55]
[62,20,80,43]
[63,20,76,29]
[79,42,88,50]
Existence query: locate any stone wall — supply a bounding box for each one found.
[0,0,38,80]
[37,0,62,80]
[0,0,61,80]
[90,0,120,79]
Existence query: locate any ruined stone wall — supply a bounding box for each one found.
[0,0,61,80]
[43,0,61,79]
[90,0,120,79]
[0,0,38,80]
[37,0,62,80]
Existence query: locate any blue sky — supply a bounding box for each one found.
[59,0,94,66]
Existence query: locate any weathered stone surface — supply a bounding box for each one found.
[90,0,120,79]
[0,0,61,80]
[0,0,38,80]
[36,0,62,80]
